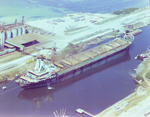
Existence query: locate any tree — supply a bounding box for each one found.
[113,10,122,15]
[136,75,144,81]
[113,7,139,15]
[145,73,150,78]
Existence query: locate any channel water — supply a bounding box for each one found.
[0,25,150,117]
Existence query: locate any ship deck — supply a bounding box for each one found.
[57,38,130,75]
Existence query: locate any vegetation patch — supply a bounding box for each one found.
[136,74,144,81]
[140,81,149,89]
[146,72,150,78]
[113,8,139,15]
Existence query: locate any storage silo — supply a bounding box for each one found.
[18,28,21,36]
[12,29,17,37]
[7,30,11,39]
[0,32,5,50]
[0,33,2,50]
[22,27,26,34]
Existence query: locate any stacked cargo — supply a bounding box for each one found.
[115,39,128,45]
[83,49,98,58]
[73,53,89,62]
[107,42,121,48]
[65,57,79,65]
[54,38,130,71]
[101,45,113,51]
[92,47,106,55]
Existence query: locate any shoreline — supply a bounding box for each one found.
[95,56,150,117]
[95,92,136,117]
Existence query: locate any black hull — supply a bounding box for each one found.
[21,45,131,90]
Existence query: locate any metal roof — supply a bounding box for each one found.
[6,33,48,49]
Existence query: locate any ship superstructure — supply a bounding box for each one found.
[20,59,58,89]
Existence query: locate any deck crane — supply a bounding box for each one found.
[124,33,134,41]
[22,42,60,63]
[25,47,52,64]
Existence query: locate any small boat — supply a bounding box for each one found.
[76,108,84,114]
[2,86,7,90]
[75,108,94,117]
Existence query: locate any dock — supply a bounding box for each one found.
[135,45,150,61]
[76,108,94,117]
[128,29,142,36]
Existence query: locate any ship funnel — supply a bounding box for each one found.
[34,59,40,71]
[38,60,45,72]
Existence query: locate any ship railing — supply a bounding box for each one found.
[45,75,50,79]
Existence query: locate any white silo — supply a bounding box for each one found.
[18,28,21,36]
[0,33,2,50]
[22,27,26,34]
[12,29,17,37]
[2,32,5,48]
[7,30,11,39]
[0,32,5,50]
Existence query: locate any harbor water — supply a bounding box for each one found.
[0,25,150,117]
[0,0,149,24]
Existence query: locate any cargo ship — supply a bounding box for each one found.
[19,35,134,90]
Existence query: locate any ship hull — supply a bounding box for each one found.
[21,44,131,90]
